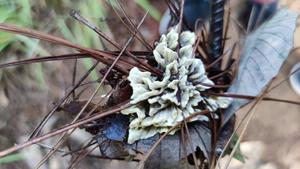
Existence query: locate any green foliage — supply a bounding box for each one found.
[135,0,161,21]
[0,153,23,164]
[54,0,115,81]
[0,0,161,85]
[0,0,32,51]
[0,0,48,88]
[1,0,160,83]
[230,133,246,163]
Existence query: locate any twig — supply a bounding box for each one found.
[177,0,185,34]
[34,11,150,168]
[222,82,272,169]
[136,110,209,169]
[0,101,130,157]
[29,61,99,139]
[204,92,300,105]
[70,10,162,77]
[183,119,200,169]
[113,0,153,51]
[68,144,99,169]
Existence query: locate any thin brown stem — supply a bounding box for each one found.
[0,23,129,74]
[0,101,130,158]
[113,0,153,51]
[137,110,209,169]
[70,10,162,77]
[35,11,149,168]
[29,61,99,139]
[177,0,185,35]
[183,119,200,169]
[68,144,99,169]
[204,92,300,105]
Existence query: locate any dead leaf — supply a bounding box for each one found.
[224,9,299,124]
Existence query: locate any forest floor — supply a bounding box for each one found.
[0,0,299,169]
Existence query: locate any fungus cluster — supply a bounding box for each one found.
[121,26,230,144]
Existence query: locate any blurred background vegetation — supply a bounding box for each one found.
[0,0,161,86]
[0,0,161,167]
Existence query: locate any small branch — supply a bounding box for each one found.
[0,102,130,158]
[204,92,300,106]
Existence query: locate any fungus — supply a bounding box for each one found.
[121,26,231,144]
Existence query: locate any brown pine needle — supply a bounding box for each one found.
[203,92,300,106]
[222,82,272,169]
[136,110,209,169]
[0,101,130,158]
[34,11,150,168]
[29,61,99,139]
